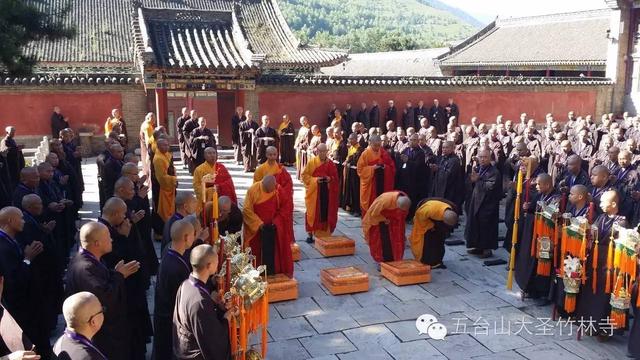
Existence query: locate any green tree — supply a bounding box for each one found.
[0,0,75,75]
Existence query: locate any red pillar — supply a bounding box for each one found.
[155,88,168,128]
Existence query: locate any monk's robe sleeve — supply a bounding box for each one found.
[214,164,237,204]
[302,158,320,226]
[193,165,205,204]
[242,184,264,245]
[253,165,265,183]
[356,149,375,184]
[154,155,177,189]
[191,300,229,360]
[104,118,112,136]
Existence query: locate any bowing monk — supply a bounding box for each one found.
[152,138,178,223]
[302,144,339,243]
[362,191,411,270]
[409,199,459,269]
[357,134,396,216]
[242,175,294,277]
[192,147,237,212]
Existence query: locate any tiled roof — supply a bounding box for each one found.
[22,0,346,75]
[438,9,611,68]
[320,48,448,77]
[258,74,612,87]
[0,75,142,86]
[136,8,257,71]
[24,0,137,71]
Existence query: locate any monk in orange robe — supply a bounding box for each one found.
[243,175,294,277]
[152,138,177,222]
[302,143,339,243]
[362,191,410,268]
[357,134,396,216]
[409,198,459,269]
[253,146,295,243]
[192,147,237,212]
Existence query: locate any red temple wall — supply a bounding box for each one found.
[0,91,122,136]
[257,89,600,126]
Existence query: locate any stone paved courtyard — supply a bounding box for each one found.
[75,150,629,360]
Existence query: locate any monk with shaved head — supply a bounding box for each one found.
[465,148,502,259]
[576,190,626,340]
[301,143,339,243]
[430,140,465,212]
[410,198,458,268]
[362,191,411,270]
[188,117,215,172]
[12,166,39,208]
[589,165,612,216]
[192,146,237,214]
[153,137,178,223]
[162,192,198,251]
[357,132,396,216]
[254,114,278,164]
[0,206,45,356]
[243,174,294,277]
[53,292,105,359]
[65,220,139,359]
[153,219,195,360]
[173,244,232,359]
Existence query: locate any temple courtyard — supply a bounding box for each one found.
[74,150,629,360]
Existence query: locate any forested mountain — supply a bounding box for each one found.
[277,0,482,53]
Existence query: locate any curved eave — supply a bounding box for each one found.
[0,75,143,86]
[440,60,607,67]
[258,75,613,87]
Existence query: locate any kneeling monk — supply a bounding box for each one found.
[302,143,339,242]
[409,199,459,269]
[243,175,294,277]
[362,191,410,267]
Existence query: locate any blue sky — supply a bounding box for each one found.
[440,0,607,23]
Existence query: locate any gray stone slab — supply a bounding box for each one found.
[555,337,629,360]
[421,281,470,298]
[350,305,399,326]
[471,351,527,360]
[299,333,357,357]
[312,294,362,312]
[299,281,328,298]
[423,294,474,316]
[459,291,510,311]
[306,310,359,334]
[516,343,583,360]
[265,339,311,360]
[343,324,400,350]
[386,320,427,342]
[328,255,367,268]
[275,297,323,318]
[384,340,446,360]
[384,284,435,301]
[385,300,434,321]
[471,333,532,353]
[268,317,317,341]
[337,348,393,360]
[428,333,492,360]
[298,258,336,272]
[352,287,400,307]
[310,357,338,360]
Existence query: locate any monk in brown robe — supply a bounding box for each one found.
[278,115,296,166]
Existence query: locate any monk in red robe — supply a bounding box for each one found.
[302,143,339,243]
[357,134,396,216]
[243,175,294,277]
[253,146,295,245]
[362,191,411,269]
[192,147,237,213]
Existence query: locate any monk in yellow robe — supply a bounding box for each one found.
[362,191,410,268]
[243,175,294,277]
[409,199,459,269]
[302,144,339,242]
[104,108,127,139]
[139,112,155,178]
[152,138,177,222]
[357,134,396,216]
[192,147,237,213]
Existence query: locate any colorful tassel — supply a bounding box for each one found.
[565,294,576,313]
